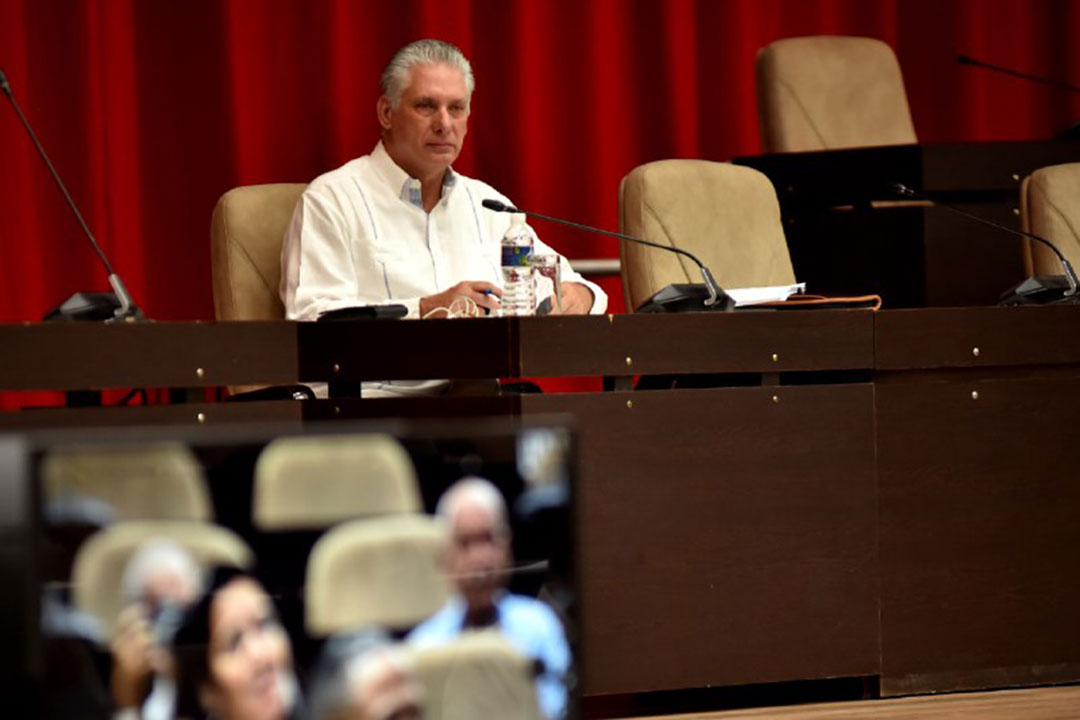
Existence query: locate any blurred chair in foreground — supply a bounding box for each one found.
[411,631,541,720]
[305,514,449,636]
[42,443,212,525]
[71,521,253,638]
[755,35,916,153]
[254,434,422,530]
[1020,163,1080,277]
[618,160,795,312]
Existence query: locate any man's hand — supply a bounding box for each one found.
[420,281,502,317]
[552,282,594,315]
[110,604,160,709]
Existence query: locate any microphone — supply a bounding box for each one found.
[957,54,1080,94]
[480,198,734,312]
[893,183,1080,304]
[1,67,143,322]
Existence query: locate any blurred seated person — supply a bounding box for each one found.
[111,539,204,720]
[408,478,569,719]
[280,38,607,398]
[174,567,303,720]
[309,630,423,720]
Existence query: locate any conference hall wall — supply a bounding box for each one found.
[1,1,1078,320]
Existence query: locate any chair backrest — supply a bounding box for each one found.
[410,631,542,720]
[305,515,449,635]
[253,434,422,530]
[756,35,916,153]
[618,159,796,312]
[210,183,306,322]
[72,521,253,636]
[42,443,212,523]
[1020,163,1080,276]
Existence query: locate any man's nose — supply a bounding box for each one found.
[432,107,450,132]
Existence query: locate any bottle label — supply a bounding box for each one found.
[502,244,534,267]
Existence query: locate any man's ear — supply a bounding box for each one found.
[376,95,393,131]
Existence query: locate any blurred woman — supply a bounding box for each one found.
[174,567,303,720]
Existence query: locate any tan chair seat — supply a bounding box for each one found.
[210,183,306,395]
[305,514,449,635]
[1020,163,1080,276]
[756,35,916,153]
[619,159,795,312]
[410,630,542,720]
[253,434,422,530]
[42,443,212,523]
[72,521,253,636]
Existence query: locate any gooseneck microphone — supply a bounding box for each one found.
[893,183,1079,302]
[481,198,733,312]
[1,67,143,321]
[957,54,1080,94]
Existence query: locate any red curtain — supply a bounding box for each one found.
[1,0,1079,325]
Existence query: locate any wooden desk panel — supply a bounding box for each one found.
[877,306,1080,371]
[526,384,879,695]
[876,376,1080,695]
[517,311,874,377]
[0,321,296,390]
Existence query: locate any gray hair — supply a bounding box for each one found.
[380,39,475,108]
[435,476,509,537]
[121,538,202,605]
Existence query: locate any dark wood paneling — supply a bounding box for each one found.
[297,317,516,382]
[877,377,1080,696]
[525,385,879,695]
[0,400,302,430]
[876,306,1080,370]
[517,311,874,377]
[0,321,297,390]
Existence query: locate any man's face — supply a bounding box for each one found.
[378,63,470,182]
[445,501,509,613]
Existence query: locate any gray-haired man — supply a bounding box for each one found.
[281,40,606,396]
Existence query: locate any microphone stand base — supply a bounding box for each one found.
[636,283,735,313]
[999,275,1080,306]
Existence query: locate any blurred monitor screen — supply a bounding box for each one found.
[3,419,577,720]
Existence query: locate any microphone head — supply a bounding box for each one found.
[956,54,974,65]
[482,198,508,212]
[0,68,10,95]
[892,183,916,198]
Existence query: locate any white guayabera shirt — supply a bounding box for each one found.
[281,141,607,397]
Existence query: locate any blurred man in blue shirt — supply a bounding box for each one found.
[408,477,570,719]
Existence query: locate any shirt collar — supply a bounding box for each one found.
[371,140,458,209]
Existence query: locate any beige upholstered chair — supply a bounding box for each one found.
[42,443,212,523]
[1020,163,1080,276]
[253,434,422,530]
[618,160,796,312]
[210,183,306,322]
[71,521,253,636]
[305,515,449,635]
[756,36,917,153]
[411,631,542,720]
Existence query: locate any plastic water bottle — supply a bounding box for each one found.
[500,214,535,316]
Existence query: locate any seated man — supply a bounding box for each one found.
[110,539,204,720]
[280,38,607,396]
[408,477,570,719]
